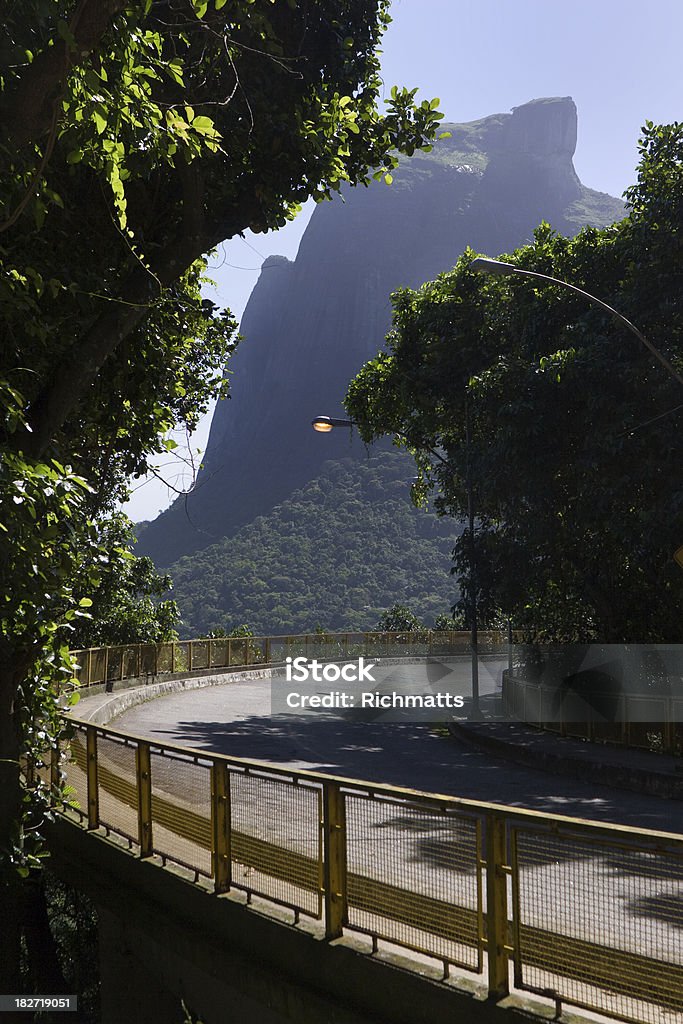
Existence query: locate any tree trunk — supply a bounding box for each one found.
[23,872,70,993]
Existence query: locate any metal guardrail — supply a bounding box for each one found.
[503,672,683,756]
[35,707,683,1024]
[68,630,516,689]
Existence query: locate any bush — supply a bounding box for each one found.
[376,603,423,632]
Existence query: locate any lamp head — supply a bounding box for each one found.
[311,415,355,433]
[469,257,519,276]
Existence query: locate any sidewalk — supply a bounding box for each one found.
[450,716,683,801]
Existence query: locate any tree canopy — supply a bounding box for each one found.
[2,0,445,462]
[347,122,683,643]
[0,0,445,994]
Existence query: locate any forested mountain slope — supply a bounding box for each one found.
[166,453,459,637]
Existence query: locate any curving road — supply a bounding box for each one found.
[107,671,683,834]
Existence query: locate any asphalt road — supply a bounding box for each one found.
[109,668,683,834]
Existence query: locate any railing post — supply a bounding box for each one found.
[264,637,271,665]
[170,642,175,674]
[136,741,153,857]
[188,641,193,672]
[211,760,231,893]
[86,648,92,686]
[86,726,99,830]
[485,812,510,1000]
[322,780,347,939]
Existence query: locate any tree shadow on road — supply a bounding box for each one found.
[131,708,683,833]
[627,893,683,929]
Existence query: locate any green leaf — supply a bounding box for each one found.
[93,109,107,135]
[192,115,218,137]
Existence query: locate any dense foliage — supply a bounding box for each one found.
[68,517,180,648]
[1,0,445,996]
[168,453,460,636]
[347,123,683,643]
[376,603,423,632]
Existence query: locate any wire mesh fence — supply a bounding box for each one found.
[149,747,213,877]
[68,629,511,690]
[344,790,483,971]
[95,733,139,845]
[62,725,89,821]
[511,824,683,1024]
[504,674,683,755]
[229,768,322,917]
[53,713,683,1024]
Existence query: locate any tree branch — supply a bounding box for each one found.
[1,0,128,155]
[17,203,259,461]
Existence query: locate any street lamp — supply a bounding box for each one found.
[469,257,683,389]
[311,414,482,714]
[311,416,355,432]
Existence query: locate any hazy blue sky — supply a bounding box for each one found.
[124,0,683,520]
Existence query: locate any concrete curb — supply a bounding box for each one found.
[449,721,683,801]
[71,666,277,726]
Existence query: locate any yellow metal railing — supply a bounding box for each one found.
[503,672,683,755]
[69,629,516,689]
[40,713,683,1024]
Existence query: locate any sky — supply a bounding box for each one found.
[123,0,683,521]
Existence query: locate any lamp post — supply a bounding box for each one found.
[469,257,683,389]
[311,414,481,713]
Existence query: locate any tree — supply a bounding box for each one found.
[347,122,683,644]
[433,612,465,631]
[68,516,180,648]
[376,603,422,632]
[1,0,446,994]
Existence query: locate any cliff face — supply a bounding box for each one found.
[139,97,624,566]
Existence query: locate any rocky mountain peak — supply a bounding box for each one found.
[137,99,623,567]
[481,96,581,209]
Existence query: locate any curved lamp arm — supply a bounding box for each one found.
[469,257,683,389]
